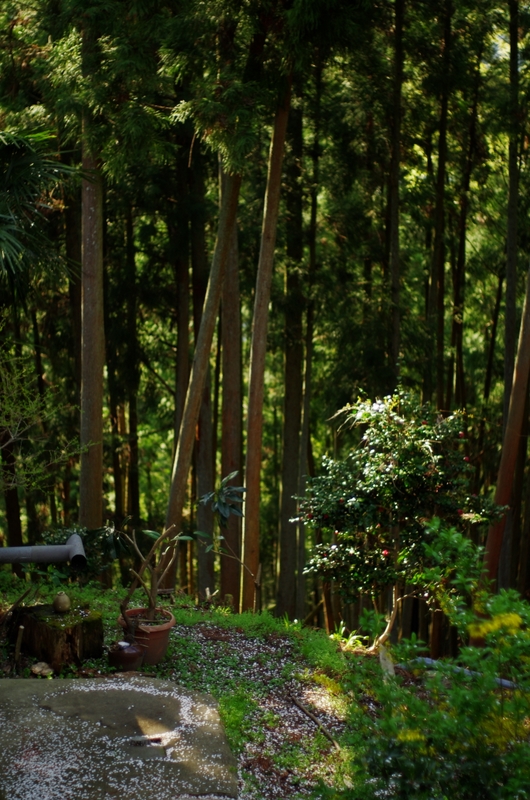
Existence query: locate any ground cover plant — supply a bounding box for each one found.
[2,549,530,800]
[0,574,353,799]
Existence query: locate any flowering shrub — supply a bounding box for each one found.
[301,393,497,600]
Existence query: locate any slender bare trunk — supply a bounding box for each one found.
[242,76,292,611]
[277,101,304,619]
[504,0,519,429]
[220,175,242,607]
[125,207,140,526]
[498,392,528,590]
[426,3,452,406]
[191,151,215,596]
[79,147,105,529]
[447,60,480,410]
[162,171,241,587]
[389,0,404,385]
[64,161,82,405]
[1,432,23,577]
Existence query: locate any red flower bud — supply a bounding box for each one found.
[382,549,390,557]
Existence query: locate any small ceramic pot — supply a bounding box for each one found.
[53,591,71,613]
[108,642,144,671]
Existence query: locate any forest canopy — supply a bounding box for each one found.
[1,0,529,630]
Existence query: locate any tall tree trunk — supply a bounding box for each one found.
[125,207,140,527]
[389,0,404,386]
[426,3,452,407]
[504,0,519,429]
[167,150,191,589]
[65,185,82,406]
[220,174,242,608]
[242,75,292,611]
[162,171,241,587]
[446,60,480,410]
[484,263,530,582]
[475,273,503,492]
[277,100,304,620]
[518,459,530,598]
[498,390,528,590]
[109,393,124,525]
[0,432,23,577]
[191,150,215,597]
[295,57,321,622]
[170,150,191,455]
[79,146,105,530]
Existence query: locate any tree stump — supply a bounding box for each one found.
[9,604,103,671]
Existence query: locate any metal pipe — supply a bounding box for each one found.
[0,534,87,570]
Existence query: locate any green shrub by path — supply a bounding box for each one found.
[301,392,499,602]
[320,526,530,800]
[331,650,530,800]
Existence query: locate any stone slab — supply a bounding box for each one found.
[0,676,238,800]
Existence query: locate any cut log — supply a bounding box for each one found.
[9,604,103,671]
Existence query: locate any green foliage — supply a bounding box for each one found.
[411,518,487,624]
[302,393,498,599]
[199,471,245,529]
[0,131,73,284]
[0,333,81,495]
[298,626,348,676]
[328,525,530,800]
[218,690,258,754]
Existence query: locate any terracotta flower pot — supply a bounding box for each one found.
[118,608,175,666]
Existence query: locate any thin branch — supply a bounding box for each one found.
[140,357,175,396]
[289,693,341,752]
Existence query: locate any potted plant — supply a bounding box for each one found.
[117,524,180,666]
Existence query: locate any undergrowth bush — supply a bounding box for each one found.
[327,526,530,800]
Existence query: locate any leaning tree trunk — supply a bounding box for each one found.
[162,171,241,588]
[242,75,292,612]
[191,149,215,597]
[79,146,105,530]
[167,150,191,590]
[484,263,530,582]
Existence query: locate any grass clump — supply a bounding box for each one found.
[218,691,259,754]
